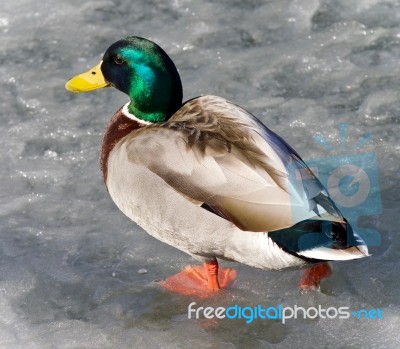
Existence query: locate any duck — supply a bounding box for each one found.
[65,36,369,297]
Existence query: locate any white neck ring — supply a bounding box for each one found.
[121,102,154,125]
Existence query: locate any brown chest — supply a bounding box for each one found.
[101,108,144,183]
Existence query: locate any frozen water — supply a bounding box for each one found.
[1,0,400,348]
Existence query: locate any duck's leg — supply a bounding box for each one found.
[298,262,332,291]
[160,258,237,298]
[204,259,220,290]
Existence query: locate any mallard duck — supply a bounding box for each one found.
[65,36,368,297]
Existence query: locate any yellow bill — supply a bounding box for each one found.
[65,61,110,92]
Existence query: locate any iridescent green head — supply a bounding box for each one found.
[66,36,183,123]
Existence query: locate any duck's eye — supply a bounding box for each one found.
[114,55,124,65]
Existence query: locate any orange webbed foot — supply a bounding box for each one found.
[298,262,332,291]
[160,260,237,298]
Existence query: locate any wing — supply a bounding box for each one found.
[126,95,342,232]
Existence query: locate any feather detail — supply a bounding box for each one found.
[125,95,340,232]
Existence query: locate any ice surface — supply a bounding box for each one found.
[1,0,399,348]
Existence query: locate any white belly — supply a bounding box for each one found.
[106,141,306,270]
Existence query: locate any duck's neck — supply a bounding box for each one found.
[125,64,183,123]
[101,103,151,183]
[127,101,167,123]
